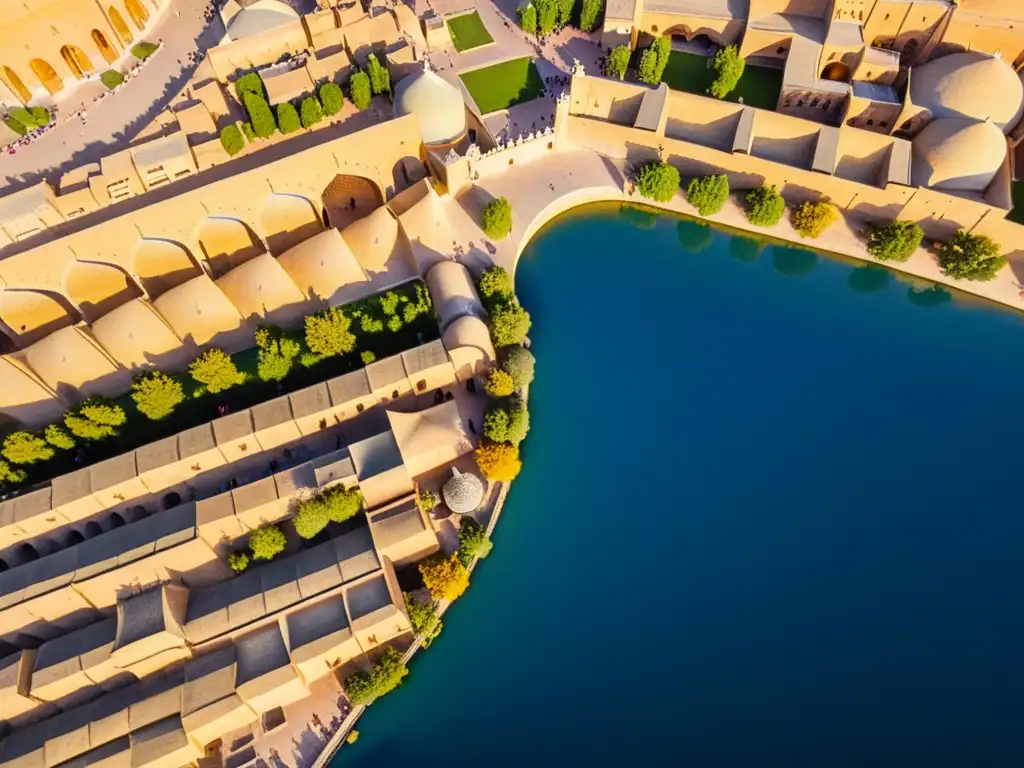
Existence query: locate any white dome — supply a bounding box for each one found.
[909,52,1024,134]
[442,468,484,514]
[911,118,1007,193]
[224,0,299,42]
[394,68,467,146]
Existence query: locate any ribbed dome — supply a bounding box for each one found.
[394,68,467,146]
[909,52,1024,134]
[442,468,484,514]
[224,0,299,42]
[911,118,1007,193]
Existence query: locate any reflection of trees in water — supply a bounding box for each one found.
[907,285,951,308]
[678,220,714,253]
[847,266,891,294]
[771,246,817,277]
[729,237,763,263]
[620,204,658,230]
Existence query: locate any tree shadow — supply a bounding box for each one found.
[771,245,817,277]
[847,265,891,294]
[906,284,952,308]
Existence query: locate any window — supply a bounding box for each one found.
[776,46,786,54]
[417,380,426,391]
[356,404,364,413]
[879,121,888,128]
[867,119,874,126]
[651,25,658,32]
[392,389,399,400]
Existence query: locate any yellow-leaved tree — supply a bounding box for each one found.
[419,554,470,602]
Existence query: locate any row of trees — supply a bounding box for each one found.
[519,0,604,37]
[606,41,745,100]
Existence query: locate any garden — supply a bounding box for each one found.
[446,11,494,52]
[459,57,544,114]
[658,50,782,110]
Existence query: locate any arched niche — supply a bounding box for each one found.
[84,521,103,538]
[125,0,149,30]
[29,59,62,96]
[258,193,324,255]
[108,6,133,44]
[195,217,265,278]
[0,66,31,104]
[64,260,140,322]
[821,62,850,81]
[321,174,384,229]
[133,238,202,298]
[0,288,78,341]
[91,30,118,65]
[60,45,94,79]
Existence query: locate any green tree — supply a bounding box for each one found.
[255,326,301,383]
[579,0,602,31]
[489,302,531,347]
[867,220,923,263]
[638,36,670,84]
[299,95,324,128]
[344,648,408,706]
[556,0,574,28]
[709,45,745,98]
[416,488,440,513]
[366,54,391,95]
[249,524,287,561]
[131,370,184,420]
[405,593,442,647]
[360,350,376,364]
[305,306,356,358]
[636,161,680,202]
[190,348,246,394]
[477,266,513,305]
[131,41,159,60]
[243,92,276,138]
[791,200,838,239]
[606,44,630,80]
[220,124,245,156]
[483,406,509,443]
[419,553,470,601]
[536,0,558,34]
[2,432,54,465]
[475,441,522,481]
[458,516,493,566]
[241,122,256,141]
[501,345,535,389]
[235,72,264,100]
[519,3,537,34]
[483,398,529,444]
[686,174,730,216]
[101,70,124,89]
[937,230,1005,281]
[44,424,75,451]
[481,197,513,240]
[0,460,27,486]
[744,184,785,227]
[484,368,516,397]
[228,551,250,572]
[276,102,301,134]
[64,398,126,441]
[319,82,344,115]
[350,71,372,110]
[293,485,364,539]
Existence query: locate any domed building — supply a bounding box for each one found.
[394,64,468,148]
[442,468,485,515]
[909,51,1024,134]
[911,118,1008,193]
[220,0,300,44]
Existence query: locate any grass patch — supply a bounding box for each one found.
[1008,180,1024,225]
[446,11,494,52]
[459,57,544,114]
[660,51,782,111]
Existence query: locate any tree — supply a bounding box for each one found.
[344,647,408,706]
[937,230,1005,281]
[791,200,838,239]
[475,441,522,481]
[416,489,440,514]
[505,398,530,444]
[235,72,264,101]
[501,345,535,389]
[305,306,356,358]
[190,348,246,394]
[519,3,537,34]
[131,371,184,420]
[64,398,125,441]
[638,36,670,84]
[366,54,391,95]
[243,92,276,138]
[131,41,159,60]
[607,44,630,80]
[867,220,923,263]
[483,398,529,444]
[636,161,680,202]
[101,70,124,89]
[419,553,470,601]
[228,551,250,572]
[489,302,531,347]
[405,593,442,647]
[276,102,301,134]
[2,432,54,465]
[319,82,344,116]
[484,368,516,397]
[579,0,602,32]
[477,266,513,305]
[255,326,301,383]
[293,485,364,539]
[686,174,729,216]
[220,124,245,156]
[744,184,785,227]
[556,0,574,28]
[44,424,75,451]
[536,0,558,35]
[710,45,745,99]
[481,197,513,240]
[458,517,493,566]
[249,524,287,561]
[0,460,27,486]
[350,71,372,110]
[299,96,324,128]
[360,350,376,364]
[241,122,255,141]
[483,407,510,443]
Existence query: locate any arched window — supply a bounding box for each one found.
[108,6,133,43]
[91,29,118,64]
[60,45,94,79]
[125,0,150,30]
[29,58,62,95]
[0,66,31,104]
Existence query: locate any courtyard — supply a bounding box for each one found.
[660,51,783,111]
[459,57,544,114]
[446,11,494,52]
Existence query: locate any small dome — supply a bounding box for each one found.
[224,0,299,42]
[394,67,467,146]
[909,52,1024,134]
[442,468,484,514]
[911,118,1007,193]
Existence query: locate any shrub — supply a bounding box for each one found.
[234,72,264,100]
[477,266,513,306]
[483,398,529,444]
[636,161,679,202]
[416,488,440,513]
[0,460,27,486]
[419,553,470,601]
[255,326,301,382]
[607,44,630,80]
[481,197,513,240]
[791,200,838,239]
[937,230,1005,282]
[293,485,364,539]
[360,350,376,364]
[366,54,390,95]
[100,70,124,90]
[305,306,356,358]
[686,174,729,216]
[405,593,442,647]
[556,0,574,27]
[710,45,745,99]
[220,124,245,156]
[350,71,371,110]
[744,185,785,227]
[580,0,602,32]
[519,3,537,34]
[131,370,185,420]
[4,117,26,136]
[2,432,54,465]
[484,368,515,397]
[346,731,360,745]
[189,348,246,394]
[475,441,522,481]
[867,220,923,263]
[28,106,50,126]
[536,0,558,35]
[299,96,324,128]
[64,398,126,440]
[638,36,671,84]
[458,517,493,566]
[249,524,287,561]
[227,551,250,572]
[489,302,531,347]
[9,107,38,130]
[243,92,276,138]
[44,424,75,451]
[319,82,344,116]
[344,647,408,706]
[132,41,159,60]
[483,407,509,443]
[241,122,256,142]
[505,398,530,445]
[276,102,301,134]
[501,345,535,389]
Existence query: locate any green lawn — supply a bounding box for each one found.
[446,11,494,52]
[459,57,544,114]
[1008,180,1024,224]
[659,51,783,111]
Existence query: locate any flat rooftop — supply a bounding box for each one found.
[644,0,748,18]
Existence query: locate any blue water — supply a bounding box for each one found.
[338,205,1024,767]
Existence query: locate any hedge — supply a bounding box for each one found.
[220,125,245,156]
[243,92,277,138]
[131,41,159,60]
[319,82,344,115]
[276,102,301,134]
[100,71,124,90]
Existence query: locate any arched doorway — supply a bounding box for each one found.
[91,30,118,64]
[195,217,265,277]
[132,238,202,298]
[0,66,31,104]
[125,0,150,30]
[29,58,63,95]
[60,45,94,79]
[821,62,850,81]
[321,174,385,229]
[108,7,133,44]
[64,260,141,322]
[258,194,324,254]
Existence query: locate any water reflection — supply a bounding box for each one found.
[771,246,818,277]
[620,204,658,230]
[729,237,764,263]
[678,221,714,253]
[907,285,952,308]
[847,266,891,294]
